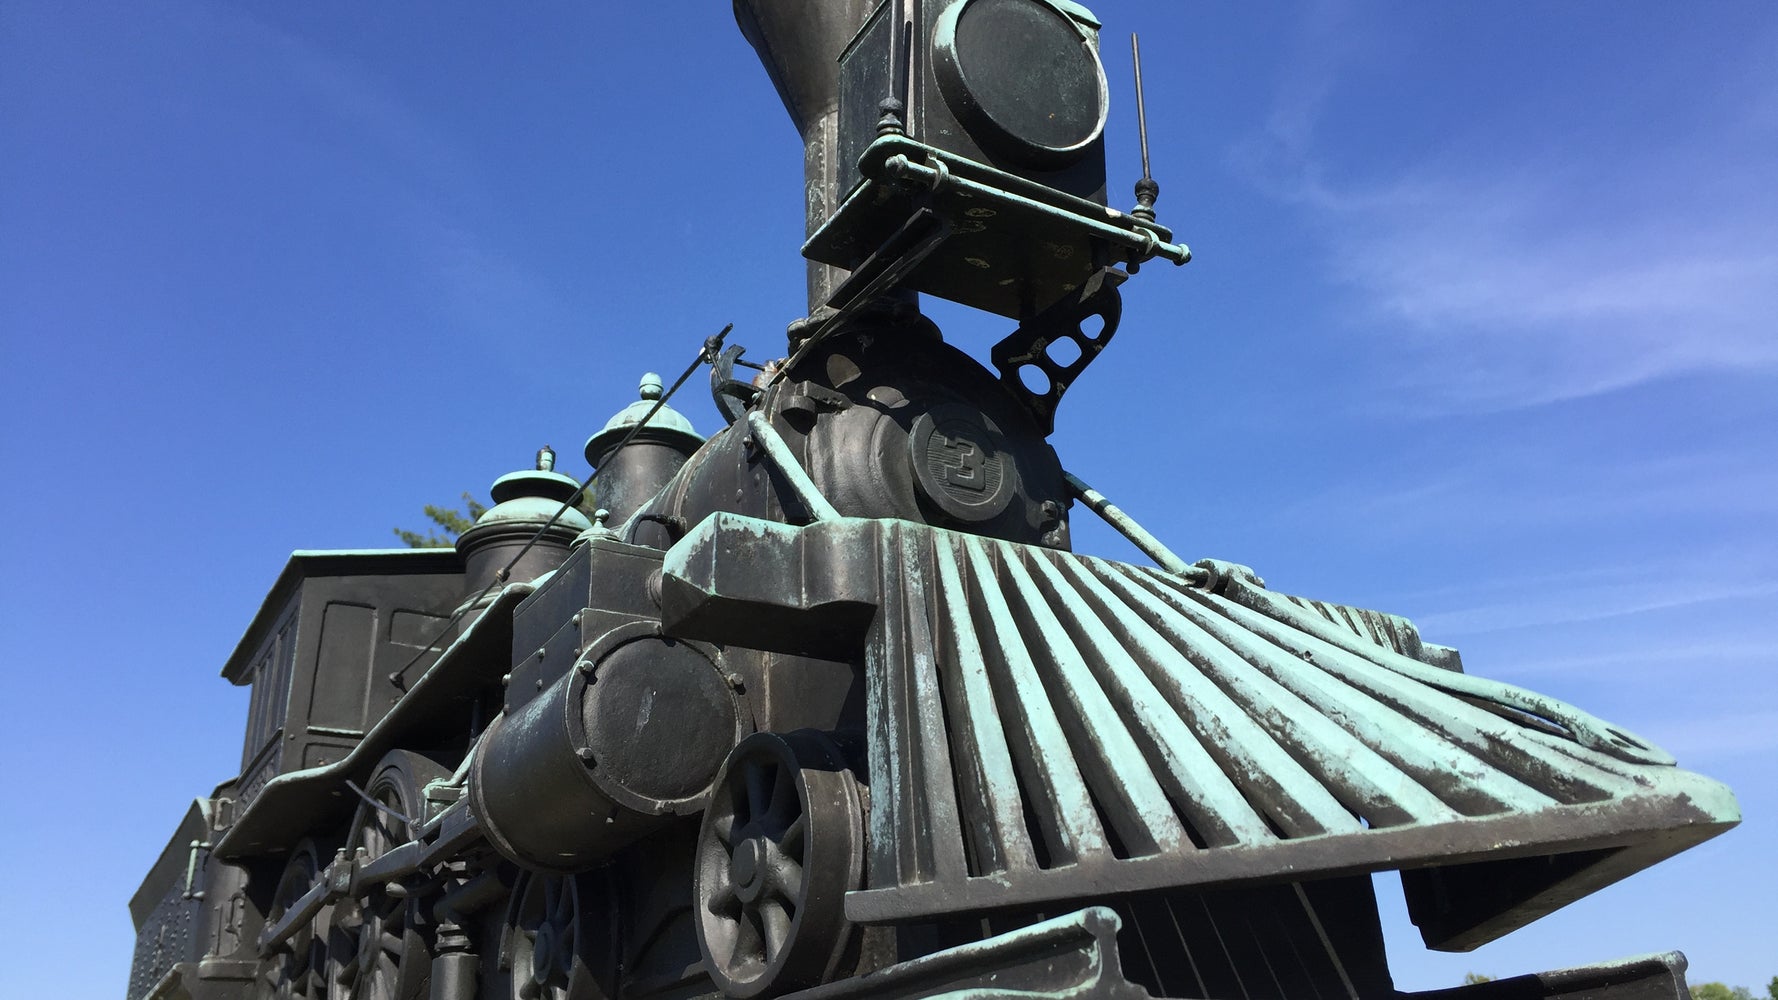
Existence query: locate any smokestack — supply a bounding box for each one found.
[733,0,877,315]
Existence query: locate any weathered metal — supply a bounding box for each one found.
[803,129,1187,320]
[218,549,462,819]
[990,268,1127,434]
[694,730,866,998]
[470,620,745,872]
[457,447,592,626]
[585,373,706,526]
[733,0,879,311]
[128,4,1738,1000]
[658,513,1735,949]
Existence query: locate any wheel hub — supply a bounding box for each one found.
[731,836,767,903]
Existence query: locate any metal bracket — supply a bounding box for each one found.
[745,411,841,523]
[710,343,762,426]
[769,206,952,389]
[181,840,213,901]
[991,267,1126,434]
[821,204,952,315]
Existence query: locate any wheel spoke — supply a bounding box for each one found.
[372,950,400,1000]
[780,813,807,858]
[358,931,379,979]
[746,761,769,821]
[758,898,791,963]
[552,877,574,928]
[734,907,765,967]
[768,764,796,824]
[543,877,560,923]
[507,875,596,1000]
[707,878,741,916]
[712,808,738,847]
[697,735,862,998]
[768,855,804,903]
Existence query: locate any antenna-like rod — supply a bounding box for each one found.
[1130,32,1159,222]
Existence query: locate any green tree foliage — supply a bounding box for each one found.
[394,493,487,548]
[1463,974,1495,986]
[1767,977,1778,1000]
[1691,984,1754,1000]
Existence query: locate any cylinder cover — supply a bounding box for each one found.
[471,623,745,872]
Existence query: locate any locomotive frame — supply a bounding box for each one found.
[126,4,1740,1000]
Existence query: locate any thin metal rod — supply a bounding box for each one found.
[882,155,1186,262]
[1131,33,1152,181]
[746,410,841,522]
[1063,471,1203,581]
[390,324,731,684]
[769,209,952,388]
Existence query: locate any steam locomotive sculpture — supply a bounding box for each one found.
[127,4,1740,1000]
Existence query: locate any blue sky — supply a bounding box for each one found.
[2,3,1773,996]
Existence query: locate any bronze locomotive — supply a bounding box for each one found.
[127,4,1739,1000]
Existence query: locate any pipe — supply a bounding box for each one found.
[733,0,877,312]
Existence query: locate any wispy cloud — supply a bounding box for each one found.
[1495,640,1777,680]
[1640,709,1778,763]
[1366,530,1778,638]
[1315,171,1778,410]
[1412,578,1778,638]
[1279,444,1778,542]
[1233,11,1778,412]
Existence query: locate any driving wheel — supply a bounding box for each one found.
[259,840,332,999]
[500,870,617,1000]
[694,731,862,999]
[328,751,450,1000]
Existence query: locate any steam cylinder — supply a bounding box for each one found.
[469,623,745,872]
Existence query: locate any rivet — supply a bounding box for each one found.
[576,747,596,763]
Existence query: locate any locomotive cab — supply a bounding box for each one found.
[223,549,463,818]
